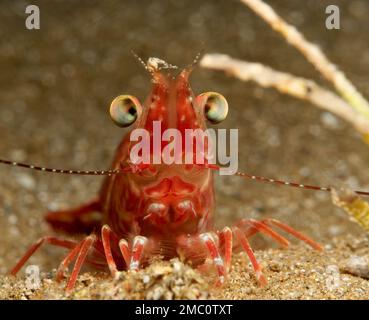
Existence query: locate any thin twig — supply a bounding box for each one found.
[201,54,369,135]
[240,0,369,120]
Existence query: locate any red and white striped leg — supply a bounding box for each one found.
[218,226,233,273]
[66,234,96,292]
[237,219,290,247]
[102,224,149,273]
[102,225,149,273]
[119,239,130,266]
[233,227,267,286]
[261,218,322,251]
[10,236,78,276]
[199,232,226,285]
[129,236,148,271]
[237,218,322,251]
[101,225,119,277]
[56,242,84,282]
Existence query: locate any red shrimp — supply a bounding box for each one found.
[2,57,369,292]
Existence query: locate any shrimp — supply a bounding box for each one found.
[2,57,368,292]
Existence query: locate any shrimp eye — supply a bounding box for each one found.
[109,95,141,127]
[198,92,228,124]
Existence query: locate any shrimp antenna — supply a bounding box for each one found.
[194,164,369,196]
[191,50,204,67]
[131,50,155,77]
[234,170,369,197]
[1,158,368,196]
[185,49,204,73]
[0,159,119,176]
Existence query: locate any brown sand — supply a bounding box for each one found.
[1,235,368,300]
[1,0,369,299]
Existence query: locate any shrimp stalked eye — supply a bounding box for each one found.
[109,95,141,127]
[197,92,228,124]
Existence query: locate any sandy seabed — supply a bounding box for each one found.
[1,235,368,300]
